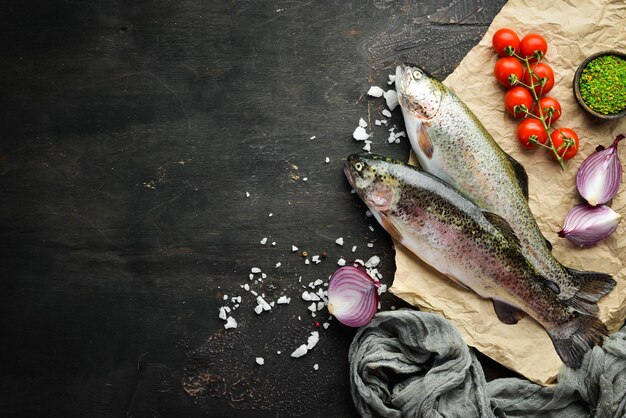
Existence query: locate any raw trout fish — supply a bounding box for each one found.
[344,153,610,369]
[395,64,615,315]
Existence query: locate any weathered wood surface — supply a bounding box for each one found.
[0,1,509,416]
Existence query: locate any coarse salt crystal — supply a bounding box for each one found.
[291,344,308,358]
[335,237,344,246]
[323,322,330,329]
[382,109,392,118]
[368,225,374,232]
[246,192,250,198]
[395,131,406,138]
[359,117,367,127]
[260,237,267,245]
[363,141,371,152]
[256,357,265,365]
[277,295,291,304]
[312,255,320,264]
[367,243,374,248]
[250,290,258,296]
[367,86,384,97]
[314,279,323,286]
[352,245,357,253]
[378,284,388,295]
[224,316,237,329]
[313,364,319,370]
[223,294,228,300]
[310,135,316,140]
[307,331,320,349]
[275,262,282,268]
[218,307,228,320]
[277,350,282,354]
[384,89,398,111]
[251,267,261,274]
[325,157,330,164]
[262,273,267,279]
[317,301,325,311]
[302,177,308,182]
[337,258,346,266]
[249,274,254,280]
[257,296,271,311]
[269,213,273,217]
[305,258,310,265]
[292,245,298,252]
[244,284,250,291]
[254,305,263,315]
[365,210,373,217]
[308,302,317,312]
[388,74,396,84]
[366,255,381,268]
[353,126,369,141]
[375,120,382,126]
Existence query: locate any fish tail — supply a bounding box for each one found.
[547,314,608,369]
[565,268,616,315]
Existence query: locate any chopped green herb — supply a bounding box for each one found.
[579,54,626,115]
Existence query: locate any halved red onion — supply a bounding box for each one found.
[327,265,380,327]
[558,204,622,246]
[576,134,624,206]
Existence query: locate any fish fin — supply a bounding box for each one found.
[417,124,434,159]
[563,267,616,315]
[547,314,608,369]
[482,211,521,248]
[444,274,472,291]
[492,300,526,325]
[544,279,560,295]
[505,153,529,201]
[378,212,404,243]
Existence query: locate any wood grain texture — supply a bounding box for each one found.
[0,0,507,416]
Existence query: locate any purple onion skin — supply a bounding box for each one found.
[576,134,624,206]
[327,265,380,327]
[558,203,622,247]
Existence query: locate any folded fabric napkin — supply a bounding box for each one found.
[349,310,626,417]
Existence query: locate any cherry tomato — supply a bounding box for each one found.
[517,118,548,149]
[504,87,533,118]
[519,33,548,61]
[494,57,524,88]
[533,97,562,125]
[550,128,579,160]
[492,28,520,57]
[522,62,554,96]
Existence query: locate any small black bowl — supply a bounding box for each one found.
[573,50,626,120]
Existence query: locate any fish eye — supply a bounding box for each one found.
[412,70,422,80]
[354,162,364,171]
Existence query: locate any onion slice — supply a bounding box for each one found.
[558,203,622,247]
[576,134,624,206]
[327,265,380,327]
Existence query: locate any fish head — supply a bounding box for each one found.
[395,64,445,121]
[344,153,399,213]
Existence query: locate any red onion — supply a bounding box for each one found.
[576,134,624,206]
[558,204,622,246]
[327,265,380,327]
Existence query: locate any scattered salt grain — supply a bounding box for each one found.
[317,301,325,311]
[359,118,367,127]
[250,290,258,296]
[365,210,373,217]
[384,89,398,111]
[367,86,384,97]
[310,135,316,140]
[314,279,323,286]
[395,131,406,138]
[302,177,308,182]
[249,274,254,280]
[388,74,396,85]
[325,157,330,164]
[353,126,369,141]
[311,255,320,264]
[291,344,308,358]
[374,120,382,126]
[251,267,261,274]
[335,237,344,246]
[246,192,250,198]
[292,245,298,252]
[323,322,330,329]
[378,284,388,295]
[244,284,250,291]
[305,258,310,265]
[256,357,265,366]
[367,243,374,248]
[257,296,271,311]
[277,351,282,354]
[352,245,357,253]
[260,237,267,245]
[254,305,263,315]
[365,255,381,268]
[368,225,375,232]
[224,317,237,329]
[262,273,267,279]
[307,331,320,349]
[269,213,273,217]
[382,109,392,118]
[313,364,319,370]
[363,141,372,152]
[222,294,228,300]
[308,302,317,312]
[275,262,281,268]
[277,295,291,304]
[218,307,228,320]
[337,258,346,266]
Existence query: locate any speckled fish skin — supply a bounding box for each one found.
[344,153,608,369]
[394,64,613,313]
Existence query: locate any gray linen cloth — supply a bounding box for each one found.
[349,310,626,417]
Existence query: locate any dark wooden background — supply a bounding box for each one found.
[0,1,510,416]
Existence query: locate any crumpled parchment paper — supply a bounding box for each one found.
[390,0,626,385]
